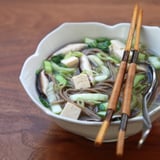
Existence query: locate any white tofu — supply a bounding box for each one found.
[60,102,81,119]
[61,56,79,67]
[72,73,91,89]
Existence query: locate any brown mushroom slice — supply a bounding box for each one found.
[36,70,49,98]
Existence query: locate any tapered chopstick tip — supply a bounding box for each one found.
[116,129,125,156]
[95,120,110,146]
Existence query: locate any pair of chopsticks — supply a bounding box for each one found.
[95,4,143,156]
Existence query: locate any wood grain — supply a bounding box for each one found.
[0,0,160,159]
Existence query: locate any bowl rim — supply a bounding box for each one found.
[19,22,160,126]
[37,22,160,51]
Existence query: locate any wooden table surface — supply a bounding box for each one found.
[1,0,160,159]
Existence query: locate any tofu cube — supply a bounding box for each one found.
[61,56,79,67]
[60,102,81,119]
[72,73,91,89]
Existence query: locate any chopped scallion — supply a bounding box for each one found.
[43,60,52,74]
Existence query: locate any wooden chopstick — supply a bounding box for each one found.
[95,4,139,146]
[116,8,143,156]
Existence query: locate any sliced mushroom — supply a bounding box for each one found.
[109,40,126,60]
[82,48,103,55]
[80,54,94,85]
[36,70,49,98]
[53,43,88,56]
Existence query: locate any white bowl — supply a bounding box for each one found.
[19,22,160,142]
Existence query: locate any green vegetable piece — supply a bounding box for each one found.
[39,96,50,108]
[97,111,106,118]
[51,54,64,64]
[96,52,120,64]
[131,94,138,108]
[36,69,42,75]
[133,74,145,87]
[98,103,108,111]
[70,93,108,103]
[98,101,120,113]
[51,62,75,74]
[148,56,160,69]
[96,37,110,42]
[84,37,97,48]
[43,60,52,74]
[64,51,83,59]
[51,104,62,114]
[55,74,67,86]
[84,37,111,52]
[97,41,111,52]
[116,101,121,111]
[138,53,147,61]
[106,56,120,64]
